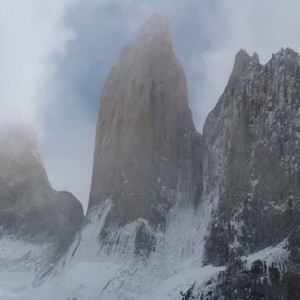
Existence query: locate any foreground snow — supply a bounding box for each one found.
[0,198,223,299]
[0,261,224,300]
[0,199,290,299]
[0,271,34,299]
[0,237,51,300]
[0,236,290,299]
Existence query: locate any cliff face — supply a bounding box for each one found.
[201,49,300,298]
[71,14,300,298]
[35,15,300,299]
[0,125,84,248]
[89,14,200,226]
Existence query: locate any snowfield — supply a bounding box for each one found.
[0,271,34,299]
[0,198,225,300]
[0,237,51,300]
[0,261,224,300]
[0,198,290,299]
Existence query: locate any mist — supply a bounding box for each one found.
[1,0,300,210]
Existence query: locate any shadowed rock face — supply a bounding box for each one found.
[89,14,200,225]
[87,14,300,296]
[201,48,300,299]
[0,125,84,247]
[203,48,300,263]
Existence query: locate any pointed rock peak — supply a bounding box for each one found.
[118,13,172,64]
[136,13,171,46]
[236,48,251,60]
[144,13,169,26]
[89,12,199,226]
[252,52,260,64]
[229,49,260,84]
[277,47,299,57]
[271,47,300,64]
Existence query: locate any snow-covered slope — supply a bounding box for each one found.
[0,125,84,299]
[29,196,221,299]
[0,236,54,299]
[89,13,200,231]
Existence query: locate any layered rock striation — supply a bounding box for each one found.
[89,14,201,227]
[201,48,300,298]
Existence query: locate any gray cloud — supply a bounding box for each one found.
[0,0,73,127]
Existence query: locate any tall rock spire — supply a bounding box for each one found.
[89,14,200,225]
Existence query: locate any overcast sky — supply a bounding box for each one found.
[1,0,300,211]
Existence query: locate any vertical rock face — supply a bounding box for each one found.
[0,124,84,248]
[89,14,200,225]
[202,48,300,298]
[84,14,300,298]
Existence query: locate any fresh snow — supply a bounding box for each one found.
[142,265,225,300]
[0,271,34,299]
[0,261,223,300]
[20,195,289,299]
[0,196,225,299]
[0,237,52,300]
[0,169,294,297]
[241,239,290,283]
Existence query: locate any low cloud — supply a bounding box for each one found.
[0,0,73,127]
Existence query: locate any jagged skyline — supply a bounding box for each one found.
[0,8,300,299]
[1,1,300,209]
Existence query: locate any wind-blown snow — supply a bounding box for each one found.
[241,239,290,284]
[1,232,289,299]
[54,196,219,299]
[0,236,54,300]
[0,194,222,300]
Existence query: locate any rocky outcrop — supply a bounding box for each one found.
[202,48,300,298]
[0,124,84,248]
[89,14,200,227]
